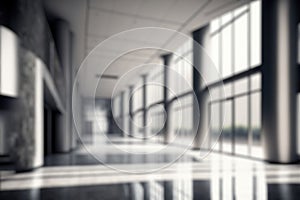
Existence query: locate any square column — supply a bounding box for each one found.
[262,0,299,163]
[128,85,134,137]
[141,74,148,139]
[161,53,172,144]
[192,25,210,149]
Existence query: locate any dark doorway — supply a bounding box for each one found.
[44,105,53,156]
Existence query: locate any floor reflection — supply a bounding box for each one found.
[1,137,300,199]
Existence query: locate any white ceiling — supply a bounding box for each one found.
[44,0,251,98]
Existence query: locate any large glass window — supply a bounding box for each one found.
[234,8,249,73]
[168,39,193,99]
[147,67,164,106]
[112,94,121,118]
[132,81,143,112]
[170,95,193,145]
[210,102,221,151]
[250,1,262,67]
[234,95,249,156]
[221,13,233,78]
[117,0,262,160]
[133,111,144,138]
[145,64,164,141]
[168,39,194,146]
[210,1,261,77]
[148,105,165,143]
[207,0,262,159]
[251,92,262,158]
[222,100,233,153]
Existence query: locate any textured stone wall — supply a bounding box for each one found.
[0,0,51,65]
[12,47,43,171]
[0,0,74,171]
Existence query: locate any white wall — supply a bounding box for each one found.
[0,26,19,97]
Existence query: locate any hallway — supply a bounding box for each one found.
[0,0,300,199]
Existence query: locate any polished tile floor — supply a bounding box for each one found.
[1,136,300,200]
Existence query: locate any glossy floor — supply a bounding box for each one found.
[1,136,300,200]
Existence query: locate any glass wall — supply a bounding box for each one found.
[148,105,165,142]
[168,39,194,146]
[168,39,193,100]
[222,100,232,153]
[83,99,109,142]
[112,94,121,119]
[207,0,263,159]
[133,111,144,138]
[132,80,143,112]
[131,80,144,137]
[147,67,164,106]
[170,95,193,144]
[114,0,263,160]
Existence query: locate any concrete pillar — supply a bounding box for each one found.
[192,25,210,149]
[143,183,150,200]
[262,0,299,163]
[119,91,125,136]
[163,182,173,200]
[129,85,134,137]
[161,53,172,144]
[141,74,148,139]
[52,19,72,153]
[15,52,44,171]
[70,32,77,150]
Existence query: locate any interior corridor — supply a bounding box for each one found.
[0,0,300,199]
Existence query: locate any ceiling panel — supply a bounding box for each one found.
[111,0,142,15]
[77,0,252,98]
[135,0,176,20]
[89,0,117,11]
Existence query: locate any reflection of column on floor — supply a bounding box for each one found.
[210,155,267,199]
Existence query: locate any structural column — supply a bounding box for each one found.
[192,25,210,149]
[52,19,72,153]
[128,85,134,137]
[262,0,299,163]
[141,74,148,139]
[16,52,44,170]
[163,182,174,200]
[161,53,172,144]
[119,91,125,136]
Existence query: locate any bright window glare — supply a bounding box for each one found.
[208,0,262,159]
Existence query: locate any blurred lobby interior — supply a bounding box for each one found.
[0,0,300,199]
